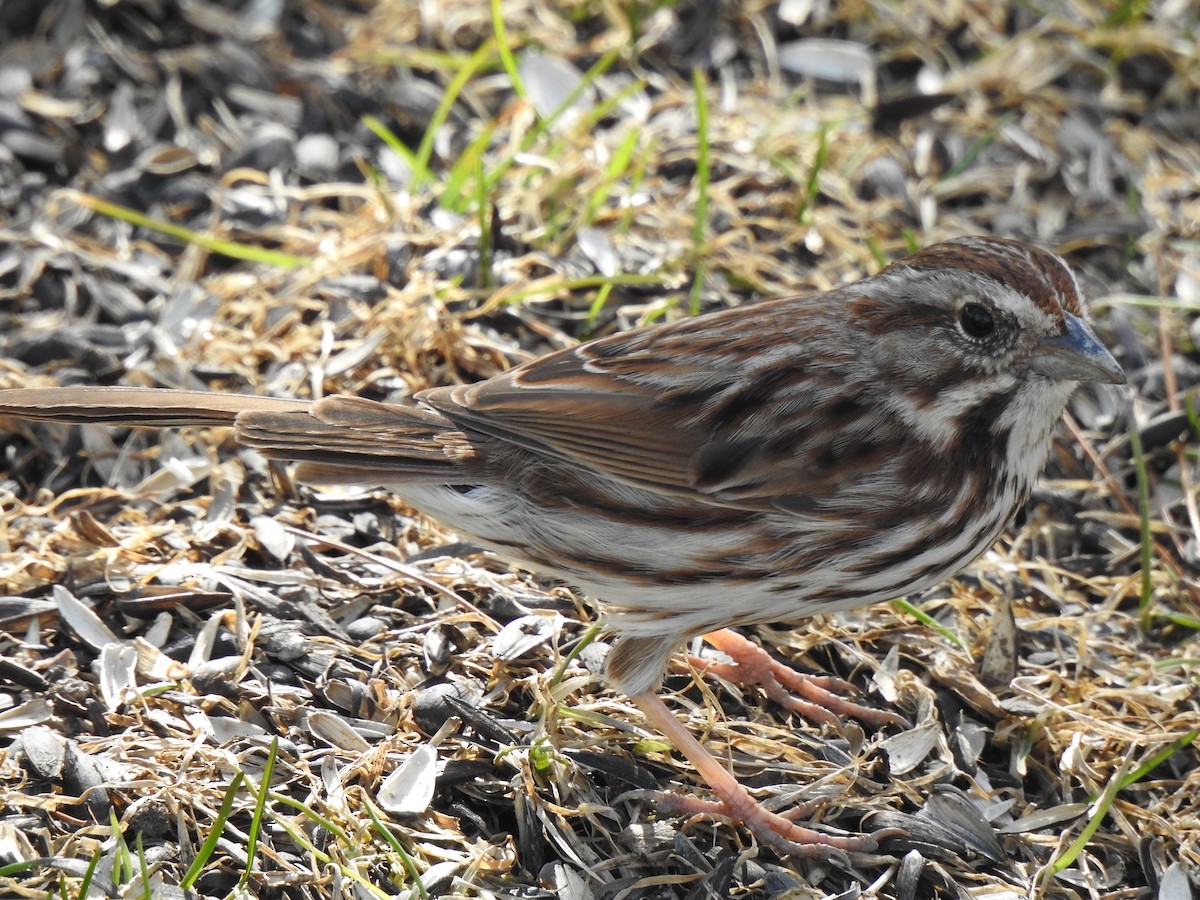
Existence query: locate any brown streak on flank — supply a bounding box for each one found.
[847,490,1001,584]
[517,462,755,531]
[545,543,750,585]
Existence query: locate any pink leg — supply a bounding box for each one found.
[628,689,897,859]
[692,629,907,730]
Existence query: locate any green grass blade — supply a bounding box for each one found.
[268,791,350,842]
[409,39,497,193]
[477,154,494,290]
[941,112,1015,181]
[441,119,498,212]
[533,49,619,132]
[1051,757,1130,875]
[79,847,103,900]
[72,194,308,268]
[550,620,603,689]
[1118,729,1199,790]
[585,126,641,225]
[260,801,392,900]
[482,271,666,311]
[1186,393,1200,440]
[364,798,428,900]
[891,598,964,648]
[473,50,622,210]
[363,114,420,171]
[690,66,710,253]
[491,0,526,101]
[135,833,151,900]
[795,123,829,222]
[583,281,615,335]
[236,738,278,891]
[0,860,47,877]
[1105,0,1149,27]
[1153,611,1200,629]
[180,771,244,890]
[110,808,130,887]
[866,236,887,268]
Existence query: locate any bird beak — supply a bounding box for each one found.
[1031,312,1126,384]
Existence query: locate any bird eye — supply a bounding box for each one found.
[959,302,995,339]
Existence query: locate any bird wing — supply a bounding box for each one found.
[418,300,884,509]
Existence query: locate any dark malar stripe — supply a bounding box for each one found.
[949,389,1016,474]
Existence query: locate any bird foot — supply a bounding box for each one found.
[651,790,894,859]
[629,689,900,860]
[691,628,908,730]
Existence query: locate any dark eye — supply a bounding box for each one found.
[959,302,995,339]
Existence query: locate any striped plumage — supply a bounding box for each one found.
[0,236,1124,856]
[0,237,1122,693]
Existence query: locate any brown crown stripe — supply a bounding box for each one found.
[896,237,1083,318]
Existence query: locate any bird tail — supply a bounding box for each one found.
[0,386,301,426]
[239,395,472,482]
[0,387,472,484]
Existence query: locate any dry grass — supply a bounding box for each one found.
[1,1,1199,897]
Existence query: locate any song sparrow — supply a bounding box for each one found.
[0,236,1124,857]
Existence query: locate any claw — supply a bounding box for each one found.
[695,629,909,730]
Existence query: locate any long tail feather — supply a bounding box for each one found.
[237,396,471,477]
[0,387,307,427]
[0,387,475,483]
